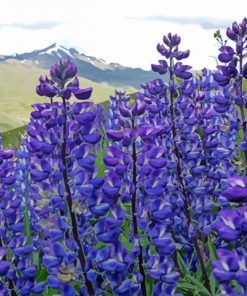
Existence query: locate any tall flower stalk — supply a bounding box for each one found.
[96,91,179,295]
[214,18,247,174]
[151,33,213,291]
[151,32,237,294]
[0,144,43,295]
[27,58,102,295]
[211,18,247,296]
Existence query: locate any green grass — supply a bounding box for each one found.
[2,125,27,149]
[0,111,22,131]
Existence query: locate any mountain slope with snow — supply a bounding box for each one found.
[0,43,162,89]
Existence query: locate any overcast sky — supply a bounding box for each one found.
[0,0,246,70]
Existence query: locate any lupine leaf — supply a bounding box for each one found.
[145,275,154,295]
[42,286,60,296]
[177,253,211,296]
[232,280,242,292]
[177,252,191,277]
[209,272,218,295]
[207,238,219,295]
[195,263,203,281]
[33,252,41,272]
[95,138,106,177]
[176,282,203,294]
[207,239,217,261]
[37,267,48,282]
[71,281,81,292]
[184,276,211,296]
[121,233,133,252]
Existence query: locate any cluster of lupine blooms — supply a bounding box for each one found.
[0,17,247,296]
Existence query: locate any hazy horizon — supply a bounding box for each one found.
[0,0,246,71]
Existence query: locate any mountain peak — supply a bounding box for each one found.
[38,43,75,58]
[0,44,161,89]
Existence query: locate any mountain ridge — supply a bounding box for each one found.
[0,43,162,89]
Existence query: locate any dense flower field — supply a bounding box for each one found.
[0,17,247,296]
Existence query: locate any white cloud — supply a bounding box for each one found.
[0,0,246,70]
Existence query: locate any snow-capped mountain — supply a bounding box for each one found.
[0,43,162,88]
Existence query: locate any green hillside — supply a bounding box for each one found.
[2,125,27,149]
[0,61,134,131]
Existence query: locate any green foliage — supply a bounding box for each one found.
[146,275,154,295]
[42,286,60,296]
[207,238,217,261]
[2,125,27,149]
[213,29,227,46]
[176,252,217,296]
[243,79,247,92]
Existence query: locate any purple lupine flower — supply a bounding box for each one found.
[149,32,237,293]
[106,90,130,129]
[212,248,247,295]
[27,58,104,295]
[0,142,46,295]
[213,205,247,242]
[223,176,247,202]
[147,255,179,287]
[97,88,180,295]
[193,69,237,223]
[152,33,191,80]
[0,256,10,276]
[0,148,17,286]
[211,25,247,288]
[213,18,247,175]
[36,58,92,101]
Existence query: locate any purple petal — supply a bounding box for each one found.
[0,261,10,276]
[75,112,96,124]
[71,87,92,100]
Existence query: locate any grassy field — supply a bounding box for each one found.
[2,125,27,149]
[0,61,135,132]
